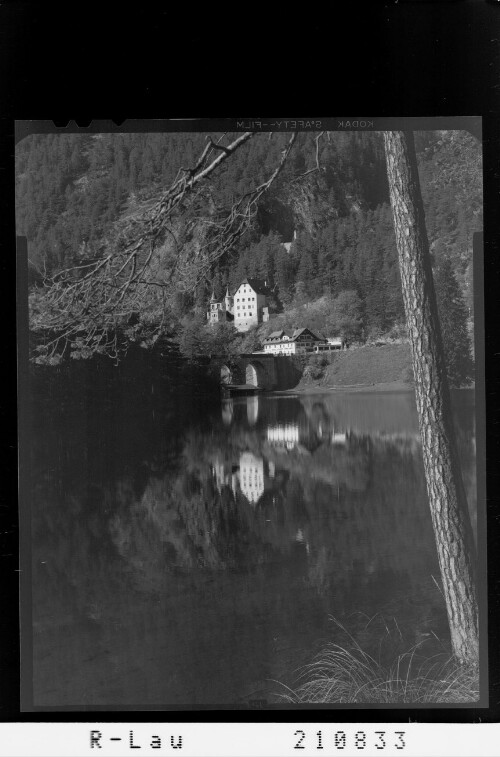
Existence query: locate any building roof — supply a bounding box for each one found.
[236,278,272,296]
[263,327,325,345]
[209,278,271,304]
[263,330,291,343]
[291,327,323,341]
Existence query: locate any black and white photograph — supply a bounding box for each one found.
[16,119,485,711]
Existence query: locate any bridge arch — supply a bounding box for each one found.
[245,361,266,388]
[220,362,244,385]
[220,364,233,385]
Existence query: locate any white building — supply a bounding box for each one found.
[232,278,271,332]
[207,278,271,333]
[262,327,325,355]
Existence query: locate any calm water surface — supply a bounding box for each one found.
[27,376,476,708]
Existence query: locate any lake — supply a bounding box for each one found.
[24,369,476,709]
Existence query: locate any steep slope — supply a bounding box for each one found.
[299,343,413,389]
[17,129,482,358]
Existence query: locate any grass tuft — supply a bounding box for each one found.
[273,620,479,704]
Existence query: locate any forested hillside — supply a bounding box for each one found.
[16,129,482,361]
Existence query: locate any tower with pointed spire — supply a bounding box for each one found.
[207,285,234,324]
[224,285,234,314]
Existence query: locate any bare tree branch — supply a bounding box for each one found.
[173,131,298,291]
[31,131,300,360]
[291,131,327,183]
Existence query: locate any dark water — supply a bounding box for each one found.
[26,371,476,708]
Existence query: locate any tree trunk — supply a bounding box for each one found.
[383,131,479,665]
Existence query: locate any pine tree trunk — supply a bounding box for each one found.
[383,131,479,665]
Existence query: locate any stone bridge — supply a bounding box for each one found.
[208,353,303,391]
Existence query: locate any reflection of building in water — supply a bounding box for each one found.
[265,417,323,452]
[266,423,300,450]
[239,452,265,504]
[213,460,239,497]
[212,452,275,505]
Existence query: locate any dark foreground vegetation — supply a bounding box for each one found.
[274,619,479,704]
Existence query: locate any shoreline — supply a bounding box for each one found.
[273,379,414,395]
[271,379,475,396]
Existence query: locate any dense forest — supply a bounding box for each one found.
[16,129,482,375]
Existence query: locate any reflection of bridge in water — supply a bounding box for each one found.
[221,395,260,426]
[221,395,423,455]
[221,395,351,449]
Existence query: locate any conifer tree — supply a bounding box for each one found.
[383,130,478,665]
[333,290,364,341]
[433,256,474,387]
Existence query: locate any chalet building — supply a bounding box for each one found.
[262,329,347,355]
[207,278,271,332]
[262,327,325,355]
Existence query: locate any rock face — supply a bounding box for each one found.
[255,168,369,241]
[256,197,295,240]
[271,173,370,240]
[284,176,339,237]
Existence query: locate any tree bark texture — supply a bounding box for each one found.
[383,131,479,665]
